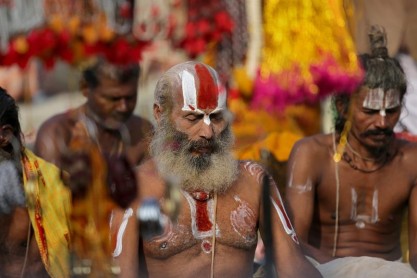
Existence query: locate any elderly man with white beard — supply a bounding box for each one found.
[0,87,71,277]
[113,61,321,278]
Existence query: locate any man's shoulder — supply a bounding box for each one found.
[128,115,153,127]
[292,133,332,156]
[396,138,417,164]
[236,160,270,186]
[38,108,79,132]
[136,159,160,182]
[238,160,266,174]
[296,133,331,146]
[136,159,170,197]
[126,115,154,136]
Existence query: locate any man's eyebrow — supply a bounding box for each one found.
[183,111,203,117]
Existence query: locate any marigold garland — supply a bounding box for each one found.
[252,0,363,112]
[230,97,309,161]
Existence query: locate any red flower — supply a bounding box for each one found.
[197,20,211,36]
[214,11,234,33]
[119,1,133,19]
[185,22,197,39]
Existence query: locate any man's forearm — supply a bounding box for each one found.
[301,242,334,264]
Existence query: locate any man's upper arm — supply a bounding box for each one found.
[111,203,139,278]
[34,120,61,164]
[285,139,317,241]
[261,171,322,277]
[408,175,417,272]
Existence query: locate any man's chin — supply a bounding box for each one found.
[363,137,394,153]
[190,152,212,160]
[89,111,130,130]
[369,134,394,145]
[100,119,126,130]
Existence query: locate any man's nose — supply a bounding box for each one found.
[199,121,214,140]
[375,113,388,128]
[116,99,128,112]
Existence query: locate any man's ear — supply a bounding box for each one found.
[335,98,350,118]
[80,80,89,97]
[153,103,162,124]
[335,99,345,117]
[0,125,13,147]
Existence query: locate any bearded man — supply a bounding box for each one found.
[113,61,321,278]
[0,87,71,277]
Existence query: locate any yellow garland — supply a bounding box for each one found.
[232,66,254,98]
[235,130,303,162]
[261,0,359,80]
[230,98,311,162]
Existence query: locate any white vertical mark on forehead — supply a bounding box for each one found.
[180,69,226,126]
[203,114,211,125]
[385,89,401,109]
[217,82,227,109]
[363,88,384,110]
[379,109,386,116]
[181,70,197,111]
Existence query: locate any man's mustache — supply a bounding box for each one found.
[363,129,394,137]
[170,126,231,154]
[188,138,219,153]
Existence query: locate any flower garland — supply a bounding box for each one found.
[0,1,150,68]
[178,0,234,58]
[251,0,363,112]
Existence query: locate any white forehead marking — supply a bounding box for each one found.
[385,89,401,109]
[217,85,227,109]
[203,114,210,125]
[362,88,401,112]
[362,88,384,110]
[180,69,225,126]
[379,109,386,117]
[181,70,197,111]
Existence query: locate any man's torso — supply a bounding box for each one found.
[0,208,48,278]
[39,107,153,166]
[309,134,417,259]
[138,160,265,277]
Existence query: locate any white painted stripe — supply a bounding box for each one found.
[112,208,134,257]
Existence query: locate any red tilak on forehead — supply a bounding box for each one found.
[195,64,218,110]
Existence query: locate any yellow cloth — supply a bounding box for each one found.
[22,148,71,277]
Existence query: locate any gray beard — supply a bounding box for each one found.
[150,118,238,193]
[0,142,25,214]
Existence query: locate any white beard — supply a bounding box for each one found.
[150,119,238,193]
[0,144,24,214]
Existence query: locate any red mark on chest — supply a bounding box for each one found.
[195,64,218,110]
[192,191,212,232]
[195,200,212,232]
[201,239,212,253]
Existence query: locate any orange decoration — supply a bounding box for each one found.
[13,36,29,54]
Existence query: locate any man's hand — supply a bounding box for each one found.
[59,150,92,199]
[105,153,137,209]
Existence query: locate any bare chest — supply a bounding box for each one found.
[0,209,48,277]
[318,163,411,226]
[143,192,258,259]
